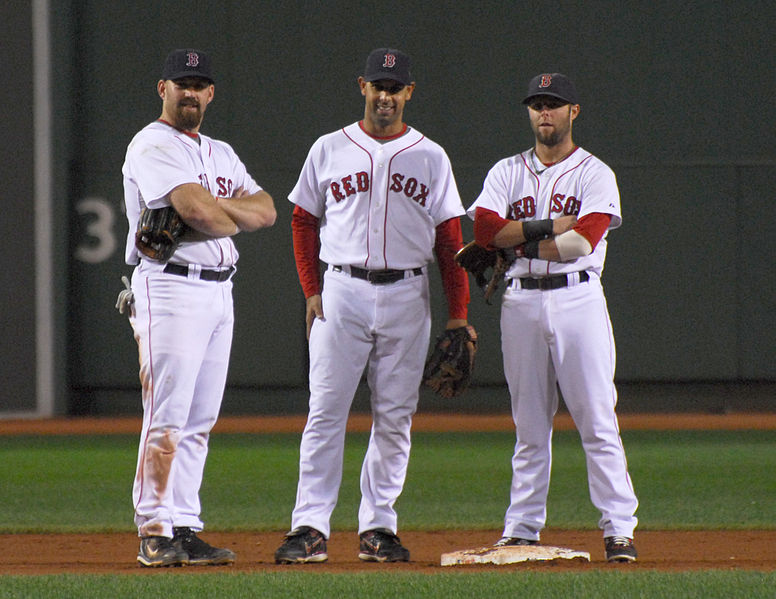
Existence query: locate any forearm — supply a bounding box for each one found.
[217,190,277,232]
[435,218,469,320]
[475,207,566,249]
[292,206,322,298]
[519,229,593,262]
[170,183,240,237]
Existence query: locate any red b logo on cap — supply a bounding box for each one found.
[383,53,396,68]
[539,75,552,88]
[186,52,200,68]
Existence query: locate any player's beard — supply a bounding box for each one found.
[532,108,572,148]
[173,101,204,131]
[535,127,565,147]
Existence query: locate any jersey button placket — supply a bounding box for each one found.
[369,149,388,264]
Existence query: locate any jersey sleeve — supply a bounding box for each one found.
[426,147,465,226]
[466,158,512,220]
[125,133,199,208]
[288,138,326,218]
[292,205,322,298]
[221,141,263,196]
[434,218,469,319]
[579,161,622,229]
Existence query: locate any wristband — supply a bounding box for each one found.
[522,219,554,242]
[517,240,540,259]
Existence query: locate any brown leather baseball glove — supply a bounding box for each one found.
[422,325,478,398]
[135,206,189,262]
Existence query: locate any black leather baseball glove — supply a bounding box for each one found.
[455,241,516,304]
[135,206,189,262]
[422,325,478,398]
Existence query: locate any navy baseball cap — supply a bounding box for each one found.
[162,49,214,83]
[363,48,413,85]
[522,73,578,105]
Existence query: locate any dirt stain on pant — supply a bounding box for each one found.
[138,429,179,537]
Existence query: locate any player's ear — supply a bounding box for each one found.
[358,76,367,96]
[404,82,416,101]
[157,80,166,99]
[570,104,580,120]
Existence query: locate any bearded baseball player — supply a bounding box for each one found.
[120,48,276,567]
[467,73,639,562]
[274,48,470,564]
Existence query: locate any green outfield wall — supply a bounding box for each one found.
[3,1,774,415]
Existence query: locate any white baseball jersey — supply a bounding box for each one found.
[289,121,464,269]
[286,121,465,538]
[469,144,638,543]
[468,146,621,277]
[122,120,262,267]
[122,119,262,539]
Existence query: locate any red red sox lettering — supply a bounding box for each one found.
[199,173,235,197]
[330,171,430,206]
[507,193,581,219]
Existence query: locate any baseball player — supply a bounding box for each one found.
[120,49,276,567]
[274,48,470,564]
[467,73,639,562]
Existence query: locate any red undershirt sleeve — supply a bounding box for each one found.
[291,205,322,298]
[473,207,510,248]
[574,213,612,249]
[434,217,469,320]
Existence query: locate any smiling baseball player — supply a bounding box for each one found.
[120,49,276,567]
[274,48,470,564]
[467,72,639,562]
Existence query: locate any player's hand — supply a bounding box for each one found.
[115,275,135,317]
[552,215,577,236]
[305,294,324,340]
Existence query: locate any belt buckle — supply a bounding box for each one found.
[538,277,554,290]
[367,270,391,284]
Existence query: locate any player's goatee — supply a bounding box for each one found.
[174,102,203,130]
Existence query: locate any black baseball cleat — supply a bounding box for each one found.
[274,526,328,564]
[137,536,189,567]
[172,527,236,566]
[494,537,539,547]
[358,528,410,562]
[605,536,637,562]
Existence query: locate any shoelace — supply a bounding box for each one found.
[608,536,632,546]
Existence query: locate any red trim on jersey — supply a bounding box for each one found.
[473,207,510,249]
[291,205,322,298]
[358,120,408,140]
[435,218,469,320]
[574,212,612,249]
[538,145,579,168]
[157,118,200,141]
[383,135,425,264]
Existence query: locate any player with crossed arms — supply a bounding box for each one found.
[119,49,276,567]
[274,48,470,564]
[467,73,639,562]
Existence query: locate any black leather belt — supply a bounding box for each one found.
[509,271,589,290]
[334,265,423,285]
[164,263,235,282]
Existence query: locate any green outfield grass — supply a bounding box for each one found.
[2,571,776,599]
[1,430,774,532]
[1,429,775,597]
